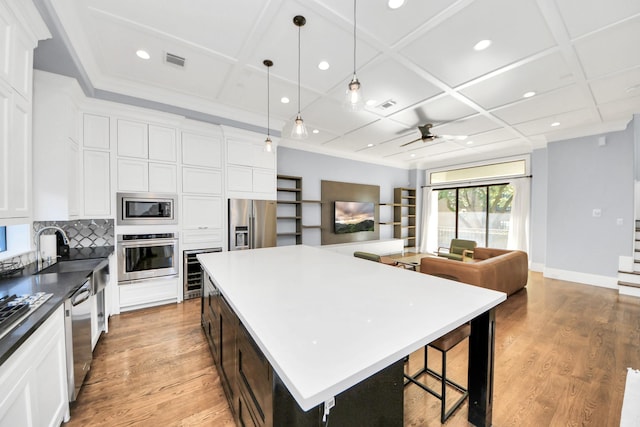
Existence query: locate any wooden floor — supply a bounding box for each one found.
[64,270,640,426]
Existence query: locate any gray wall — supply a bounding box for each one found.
[542,122,634,277]
[530,148,548,268]
[277,147,411,246]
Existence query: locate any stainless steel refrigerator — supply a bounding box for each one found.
[228,199,277,250]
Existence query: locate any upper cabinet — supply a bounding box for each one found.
[117,119,177,162]
[116,119,178,193]
[225,131,276,200]
[182,131,221,168]
[0,1,49,222]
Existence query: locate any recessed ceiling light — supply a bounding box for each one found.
[523,91,536,98]
[281,97,290,104]
[366,99,377,107]
[136,50,150,60]
[312,129,320,134]
[388,0,406,9]
[473,39,492,51]
[318,61,330,71]
[457,135,468,141]
[467,140,474,145]
[551,122,560,127]
[410,153,416,157]
[367,143,374,147]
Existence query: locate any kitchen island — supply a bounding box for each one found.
[199,245,506,426]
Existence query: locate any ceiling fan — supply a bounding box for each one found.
[399,124,440,147]
[399,123,467,147]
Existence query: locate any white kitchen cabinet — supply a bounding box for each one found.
[226,138,276,200]
[67,139,80,216]
[149,162,177,193]
[0,0,48,222]
[226,165,276,200]
[83,113,110,149]
[227,138,275,170]
[0,4,11,83]
[6,92,30,218]
[182,167,221,195]
[182,196,223,229]
[117,158,148,192]
[9,27,32,101]
[117,119,177,161]
[227,165,253,193]
[119,276,179,312]
[0,306,69,427]
[182,131,221,168]
[117,119,177,192]
[32,72,82,220]
[182,195,223,246]
[149,125,177,162]
[0,81,10,219]
[117,158,177,193]
[117,119,148,159]
[83,149,111,217]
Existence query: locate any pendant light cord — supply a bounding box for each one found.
[267,64,270,137]
[297,24,301,114]
[353,0,357,75]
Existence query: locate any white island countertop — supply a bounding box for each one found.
[198,245,506,411]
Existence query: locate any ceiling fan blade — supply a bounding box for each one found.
[400,138,421,147]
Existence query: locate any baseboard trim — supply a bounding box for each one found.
[543,267,618,289]
[619,286,640,298]
[530,262,544,272]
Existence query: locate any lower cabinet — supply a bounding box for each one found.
[200,272,404,427]
[0,306,69,427]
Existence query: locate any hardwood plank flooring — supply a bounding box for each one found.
[65,270,640,426]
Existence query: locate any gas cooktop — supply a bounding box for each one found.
[0,292,53,340]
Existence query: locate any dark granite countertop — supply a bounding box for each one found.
[0,246,114,366]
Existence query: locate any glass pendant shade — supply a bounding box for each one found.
[291,114,308,139]
[264,136,273,153]
[345,0,363,112]
[344,74,364,111]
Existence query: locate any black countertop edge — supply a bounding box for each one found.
[0,246,114,366]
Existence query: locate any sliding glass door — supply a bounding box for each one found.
[435,184,513,249]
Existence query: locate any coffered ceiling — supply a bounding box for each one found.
[33,0,640,168]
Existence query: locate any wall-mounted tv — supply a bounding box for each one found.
[0,226,6,253]
[334,201,375,234]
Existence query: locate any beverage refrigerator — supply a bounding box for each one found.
[228,199,277,251]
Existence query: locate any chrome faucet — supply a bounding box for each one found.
[35,226,70,270]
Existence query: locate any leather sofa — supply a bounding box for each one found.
[419,247,528,296]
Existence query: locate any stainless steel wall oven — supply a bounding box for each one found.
[117,233,179,282]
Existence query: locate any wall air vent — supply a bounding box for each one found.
[378,99,396,109]
[165,52,186,67]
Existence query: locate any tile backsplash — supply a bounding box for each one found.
[33,219,114,248]
[0,219,114,276]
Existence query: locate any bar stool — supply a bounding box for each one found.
[404,322,471,423]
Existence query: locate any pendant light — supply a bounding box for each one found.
[291,15,308,139]
[263,59,274,153]
[344,0,363,111]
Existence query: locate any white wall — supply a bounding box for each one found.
[277,147,412,247]
[540,121,634,286]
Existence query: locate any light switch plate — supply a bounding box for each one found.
[592,209,602,217]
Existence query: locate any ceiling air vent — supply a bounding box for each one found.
[165,52,186,67]
[378,99,396,109]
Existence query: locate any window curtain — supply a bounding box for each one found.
[507,178,530,252]
[419,187,438,253]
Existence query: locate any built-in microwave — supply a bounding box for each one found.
[117,192,178,226]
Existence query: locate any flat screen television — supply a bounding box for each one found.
[334,201,375,234]
[0,226,6,253]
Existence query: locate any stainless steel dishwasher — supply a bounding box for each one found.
[65,278,93,401]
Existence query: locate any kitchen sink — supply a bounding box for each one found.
[35,258,107,275]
